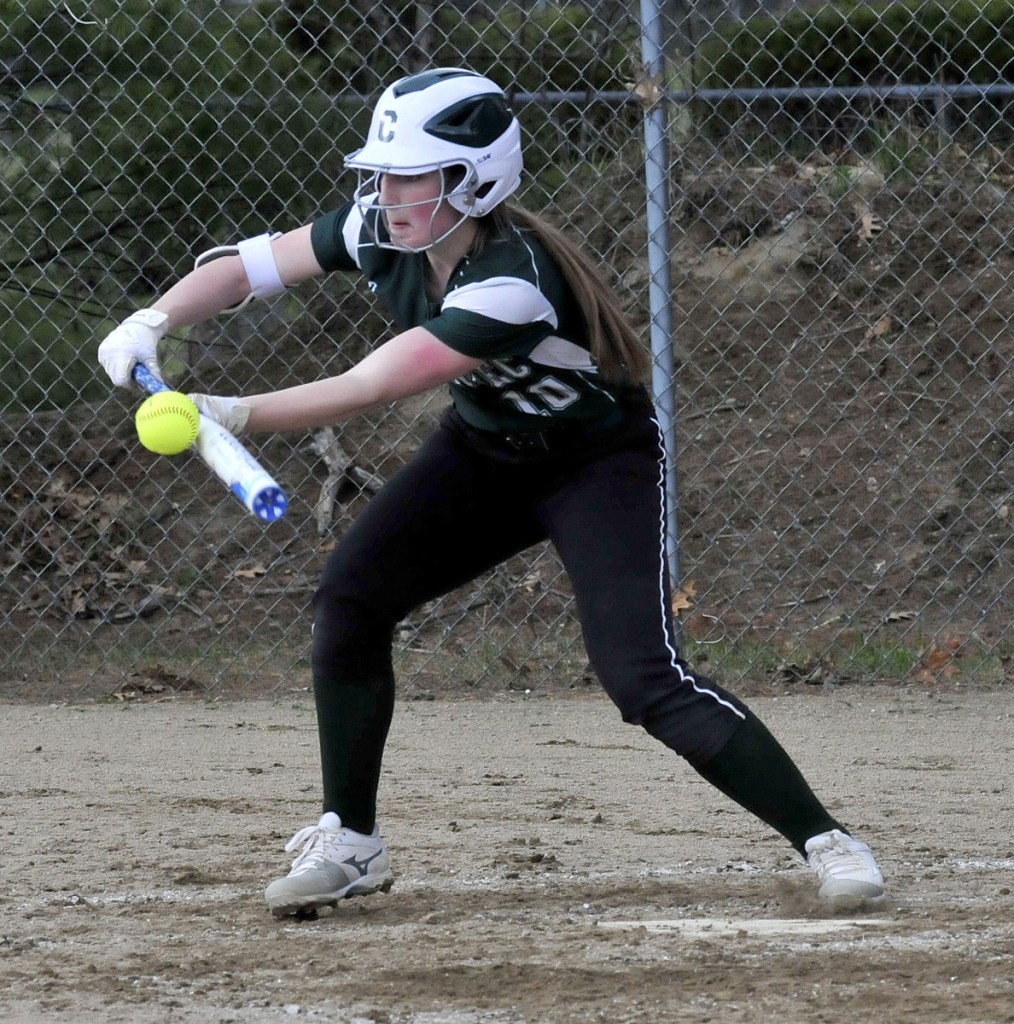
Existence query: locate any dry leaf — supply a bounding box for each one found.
[924,645,949,670]
[797,162,832,185]
[67,588,88,618]
[870,315,893,338]
[671,579,697,616]
[625,64,664,108]
[521,572,543,594]
[232,565,267,579]
[886,610,917,623]
[859,315,894,353]
[858,212,885,241]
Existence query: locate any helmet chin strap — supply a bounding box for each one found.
[351,166,477,253]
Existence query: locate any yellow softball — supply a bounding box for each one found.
[135,391,200,456]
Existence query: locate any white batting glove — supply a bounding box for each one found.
[188,393,252,435]
[97,309,170,387]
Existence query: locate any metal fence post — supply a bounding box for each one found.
[640,0,683,647]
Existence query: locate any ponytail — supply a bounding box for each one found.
[475,205,651,386]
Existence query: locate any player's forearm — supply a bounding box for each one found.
[242,373,388,433]
[235,329,481,434]
[152,257,250,328]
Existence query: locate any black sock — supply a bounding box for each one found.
[693,710,843,856]
[312,673,395,835]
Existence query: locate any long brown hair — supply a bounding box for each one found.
[474,204,651,386]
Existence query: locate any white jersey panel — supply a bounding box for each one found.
[442,276,558,328]
[343,202,370,269]
[528,335,598,372]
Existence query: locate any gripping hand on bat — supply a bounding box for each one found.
[97,309,170,387]
[187,393,252,434]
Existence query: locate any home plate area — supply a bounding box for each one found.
[597,917,892,938]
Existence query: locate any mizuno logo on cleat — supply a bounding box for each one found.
[343,850,384,876]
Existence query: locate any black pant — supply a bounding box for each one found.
[309,404,758,831]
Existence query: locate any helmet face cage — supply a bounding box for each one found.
[345,68,523,251]
[352,160,480,253]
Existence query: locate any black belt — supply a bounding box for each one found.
[501,430,561,453]
[497,410,642,455]
[445,400,653,460]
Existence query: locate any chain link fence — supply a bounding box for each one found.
[2,0,1011,702]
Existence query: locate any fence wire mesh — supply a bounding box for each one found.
[2,0,1011,701]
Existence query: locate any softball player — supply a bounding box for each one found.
[99,69,884,917]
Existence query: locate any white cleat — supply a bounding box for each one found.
[805,829,885,899]
[265,812,394,918]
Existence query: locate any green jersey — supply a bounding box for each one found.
[310,201,643,434]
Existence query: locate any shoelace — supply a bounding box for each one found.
[808,832,869,875]
[285,823,335,872]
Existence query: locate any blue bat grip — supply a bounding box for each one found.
[132,363,169,394]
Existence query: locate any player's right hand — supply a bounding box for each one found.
[188,393,252,434]
[97,309,170,387]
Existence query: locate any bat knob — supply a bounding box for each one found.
[235,481,286,520]
[251,486,288,522]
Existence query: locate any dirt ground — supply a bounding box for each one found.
[2,689,1011,1024]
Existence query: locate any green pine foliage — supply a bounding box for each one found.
[2,0,636,411]
[698,0,1014,89]
[1,0,340,411]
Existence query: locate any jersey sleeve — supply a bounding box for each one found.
[422,275,558,360]
[309,202,364,273]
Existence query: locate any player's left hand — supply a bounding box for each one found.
[188,393,252,434]
[97,309,170,387]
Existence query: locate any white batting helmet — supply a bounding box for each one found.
[345,68,523,218]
